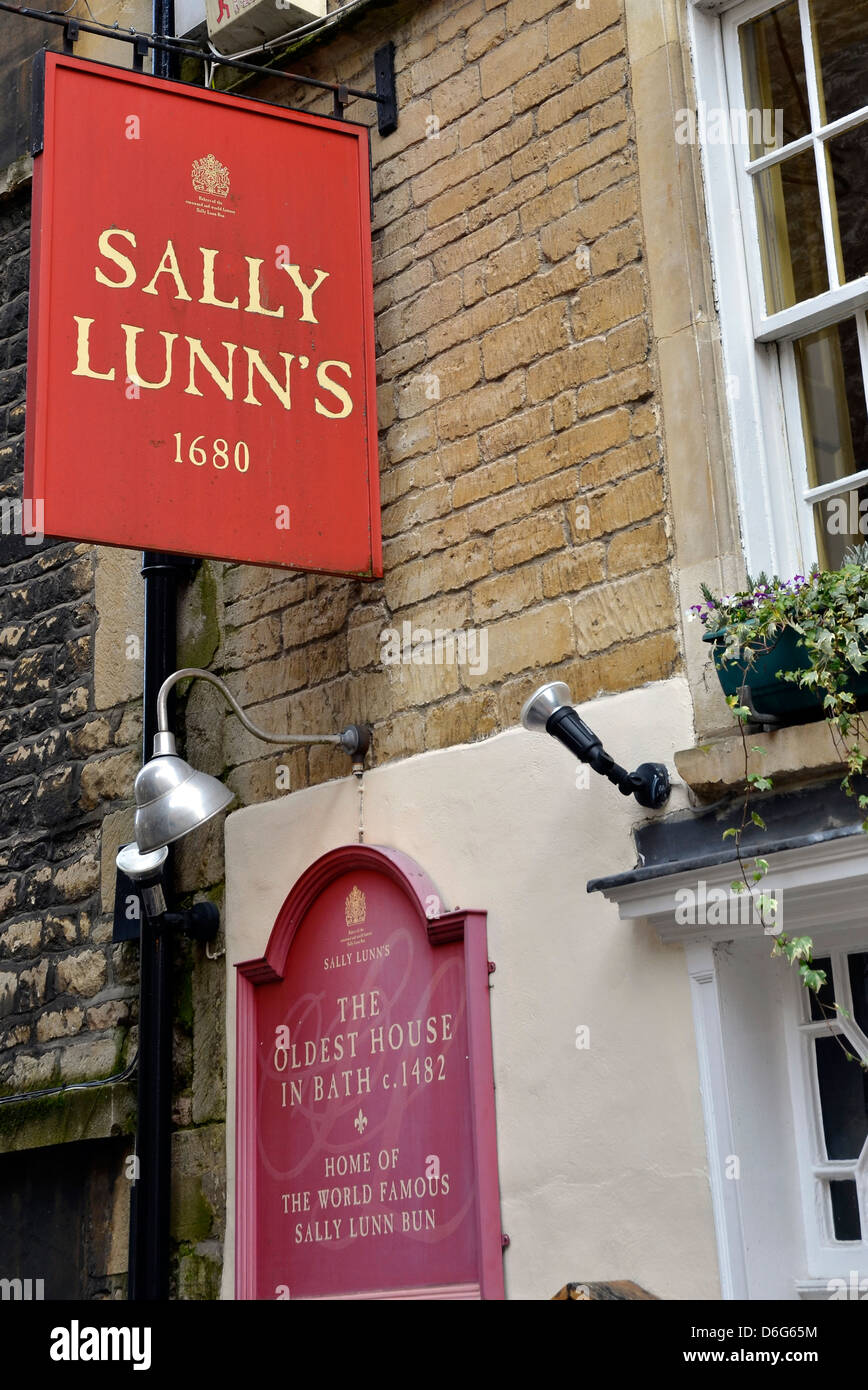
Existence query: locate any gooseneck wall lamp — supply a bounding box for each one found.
[521,681,671,810]
[132,666,371,852]
[118,675,366,1303]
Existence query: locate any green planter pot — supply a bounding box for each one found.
[703,625,868,723]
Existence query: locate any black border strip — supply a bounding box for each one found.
[30,46,45,156]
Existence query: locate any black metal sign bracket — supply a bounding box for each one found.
[2,2,399,132]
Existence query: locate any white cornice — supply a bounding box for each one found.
[593,831,868,943]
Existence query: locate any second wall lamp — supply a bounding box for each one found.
[521,681,670,810]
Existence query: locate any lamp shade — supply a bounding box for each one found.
[116,841,169,884]
[520,681,572,732]
[133,734,235,852]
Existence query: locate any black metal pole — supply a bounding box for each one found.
[152,0,174,80]
[127,1,181,1304]
[128,553,182,1300]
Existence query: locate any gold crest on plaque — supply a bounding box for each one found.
[191,154,230,198]
[345,885,366,926]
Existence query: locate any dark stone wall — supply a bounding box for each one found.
[0,179,226,1300]
[0,19,60,175]
[0,186,141,1100]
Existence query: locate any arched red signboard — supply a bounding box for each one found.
[235,845,504,1299]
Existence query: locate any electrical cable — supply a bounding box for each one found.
[204,0,365,64]
[5,0,375,79]
[0,1050,138,1107]
[0,3,383,104]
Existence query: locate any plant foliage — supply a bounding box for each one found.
[693,553,868,798]
[694,553,868,1070]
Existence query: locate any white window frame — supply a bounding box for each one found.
[597,832,868,1299]
[687,0,868,578]
[785,931,868,1284]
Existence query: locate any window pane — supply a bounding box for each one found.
[825,121,868,287]
[814,483,868,570]
[811,0,868,126]
[828,1179,862,1240]
[752,151,828,311]
[814,1034,868,1159]
[849,952,868,1037]
[809,956,835,1020]
[795,316,868,487]
[796,315,868,565]
[740,1,810,156]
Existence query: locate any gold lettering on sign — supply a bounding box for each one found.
[277,265,329,324]
[71,316,115,381]
[122,324,177,390]
[315,361,354,419]
[245,258,285,319]
[94,229,137,289]
[281,1149,450,1244]
[184,338,236,400]
[277,991,454,1111]
[77,228,357,417]
[199,248,239,311]
[141,240,192,301]
[243,349,294,410]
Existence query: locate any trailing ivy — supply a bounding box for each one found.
[694,549,868,1070]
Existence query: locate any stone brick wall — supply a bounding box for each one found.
[208,0,679,807]
[0,164,226,1309]
[0,185,142,1099]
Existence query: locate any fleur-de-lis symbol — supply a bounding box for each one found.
[354,1108,368,1135]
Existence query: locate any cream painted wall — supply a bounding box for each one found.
[220,675,721,1301]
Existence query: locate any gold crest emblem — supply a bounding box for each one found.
[191,154,230,198]
[345,886,366,926]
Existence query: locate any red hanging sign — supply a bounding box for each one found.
[236,846,504,1300]
[25,53,382,577]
